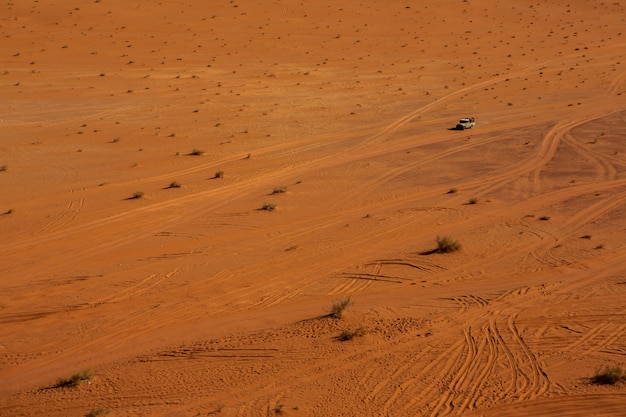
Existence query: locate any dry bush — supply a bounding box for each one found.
[591,366,626,385]
[436,236,461,253]
[338,327,367,341]
[330,296,351,318]
[85,408,110,417]
[54,369,94,388]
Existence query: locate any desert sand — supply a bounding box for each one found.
[1,0,625,416]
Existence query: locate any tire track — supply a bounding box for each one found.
[562,132,619,182]
[477,111,620,198]
[507,314,550,401]
[550,322,626,369]
[429,329,479,417]
[375,338,469,417]
[35,197,85,234]
[87,268,179,306]
[458,323,498,414]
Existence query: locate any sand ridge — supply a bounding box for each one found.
[1,0,625,415]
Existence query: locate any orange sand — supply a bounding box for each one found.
[1,0,625,416]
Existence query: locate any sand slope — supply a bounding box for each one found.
[1,0,625,416]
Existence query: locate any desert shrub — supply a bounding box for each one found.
[54,369,94,388]
[468,197,478,205]
[272,186,287,194]
[338,327,367,341]
[132,191,144,199]
[591,366,626,385]
[85,408,110,417]
[214,170,224,179]
[447,188,457,194]
[330,296,351,318]
[274,404,285,414]
[436,236,461,253]
[168,181,181,188]
[261,203,276,211]
[189,148,205,155]
[0,164,7,171]
[539,215,550,221]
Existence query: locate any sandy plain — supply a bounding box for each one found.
[1,0,625,416]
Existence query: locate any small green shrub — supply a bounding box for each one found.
[54,369,94,388]
[436,236,461,253]
[591,366,626,385]
[330,296,351,318]
[338,327,367,341]
[85,408,110,417]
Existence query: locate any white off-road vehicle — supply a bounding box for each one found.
[455,117,475,130]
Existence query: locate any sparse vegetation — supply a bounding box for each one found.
[436,236,461,253]
[131,191,144,199]
[189,148,205,156]
[261,202,276,211]
[338,327,367,341]
[214,170,224,179]
[54,369,94,388]
[274,404,285,414]
[85,408,110,417]
[591,365,626,385]
[468,197,478,205]
[539,215,551,221]
[0,164,7,171]
[272,186,287,194]
[5,208,15,214]
[167,181,181,188]
[447,188,457,194]
[330,296,351,318]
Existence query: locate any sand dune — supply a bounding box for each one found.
[1,0,625,416]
